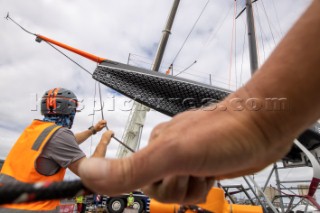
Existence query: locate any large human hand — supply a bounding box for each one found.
[138,108,292,203]
[79,104,293,203]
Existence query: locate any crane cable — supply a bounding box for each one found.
[5,13,135,153]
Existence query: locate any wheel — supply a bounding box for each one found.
[107,198,125,213]
[132,198,144,213]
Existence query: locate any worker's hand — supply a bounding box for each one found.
[101,130,114,145]
[79,99,293,203]
[94,120,107,132]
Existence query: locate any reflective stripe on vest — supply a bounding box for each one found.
[0,120,65,211]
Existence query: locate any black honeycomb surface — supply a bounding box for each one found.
[93,60,231,116]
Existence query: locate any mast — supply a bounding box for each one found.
[153,0,180,71]
[245,0,259,74]
[117,0,180,158]
[243,1,278,212]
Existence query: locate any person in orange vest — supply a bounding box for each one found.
[0,88,113,213]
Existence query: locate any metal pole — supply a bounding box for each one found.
[152,0,180,71]
[243,176,267,211]
[245,0,259,74]
[127,53,131,65]
[245,176,279,213]
[262,166,275,192]
[274,163,285,212]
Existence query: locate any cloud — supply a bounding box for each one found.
[0,0,316,203]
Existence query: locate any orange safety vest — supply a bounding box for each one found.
[0,120,65,211]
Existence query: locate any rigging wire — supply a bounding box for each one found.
[98,83,135,153]
[254,2,267,61]
[228,0,237,90]
[43,42,93,76]
[5,14,134,153]
[174,61,197,77]
[89,81,98,156]
[205,4,233,53]
[234,2,238,89]
[260,0,276,45]
[172,0,210,64]
[253,2,273,55]
[5,13,93,76]
[171,2,234,79]
[166,0,210,75]
[240,15,247,87]
[5,13,35,36]
[270,0,283,37]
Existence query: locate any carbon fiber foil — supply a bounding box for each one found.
[93,60,231,116]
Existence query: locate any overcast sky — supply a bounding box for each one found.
[0,0,315,202]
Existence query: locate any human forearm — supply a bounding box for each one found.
[74,130,94,144]
[228,0,320,146]
[91,131,113,158]
[92,139,109,158]
[74,120,107,144]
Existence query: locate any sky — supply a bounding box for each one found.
[0,0,316,205]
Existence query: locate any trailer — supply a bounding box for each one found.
[85,191,150,213]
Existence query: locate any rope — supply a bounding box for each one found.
[0,180,89,205]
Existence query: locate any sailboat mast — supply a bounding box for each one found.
[244,1,279,212]
[152,0,180,71]
[245,0,259,74]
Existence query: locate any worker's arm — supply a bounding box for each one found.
[78,0,320,203]
[91,130,114,158]
[68,130,113,176]
[74,120,107,144]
